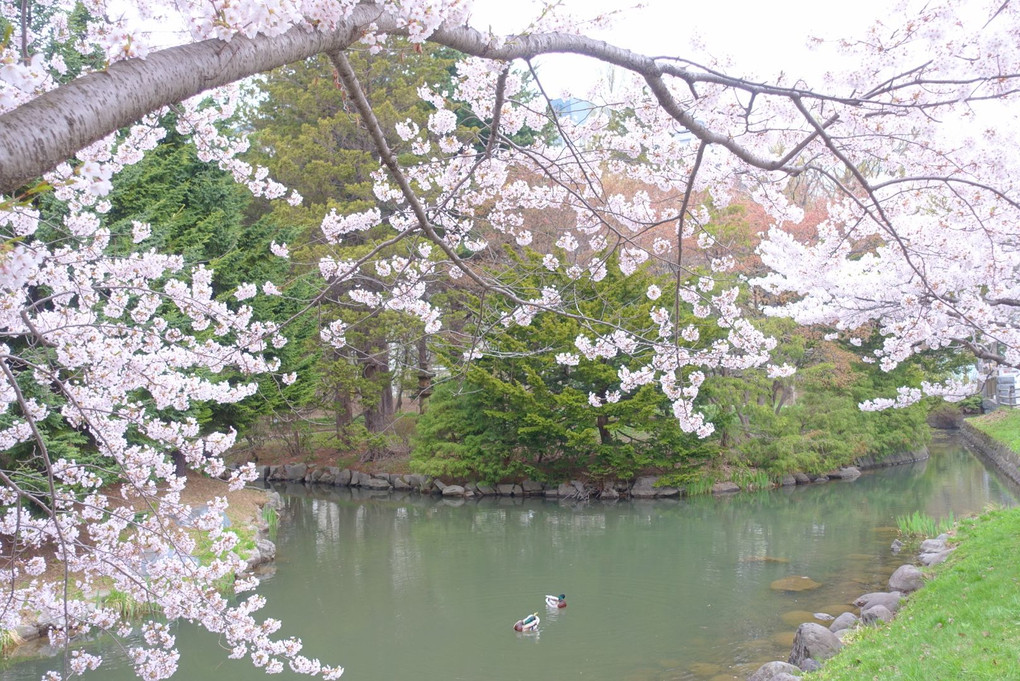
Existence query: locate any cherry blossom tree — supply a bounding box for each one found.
[2,0,1020,679]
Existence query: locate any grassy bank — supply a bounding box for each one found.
[966,409,1020,453]
[805,505,1020,680]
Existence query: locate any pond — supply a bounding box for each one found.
[4,434,1017,681]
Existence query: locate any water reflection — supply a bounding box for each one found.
[242,436,1015,681]
[3,435,1016,681]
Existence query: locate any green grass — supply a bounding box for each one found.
[805,506,1020,680]
[0,628,18,654]
[190,522,260,591]
[968,409,1020,453]
[679,474,716,496]
[896,510,956,538]
[731,467,771,492]
[86,523,262,622]
[97,588,160,619]
[262,505,279,540]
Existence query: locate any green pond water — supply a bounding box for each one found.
[4,434,1017,681]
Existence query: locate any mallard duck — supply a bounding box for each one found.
[545,594,566,608]
[513,612,540,631]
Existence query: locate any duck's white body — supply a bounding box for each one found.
[513,613,540,631]
[545,594,566,608]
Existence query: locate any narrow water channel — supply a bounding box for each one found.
[4,434,1016,681]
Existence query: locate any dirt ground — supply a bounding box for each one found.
[230,442,413,476]
[178,473,268,527]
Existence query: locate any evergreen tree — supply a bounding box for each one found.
[246,44,470,455]
[105,120,317,442]
[412,250,719,483]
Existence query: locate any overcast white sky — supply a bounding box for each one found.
[466,0,888,97]
[119,0,893,94]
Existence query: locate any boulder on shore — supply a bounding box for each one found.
[350,470,372,487]
[888,564,924,593]
[363,477,392,490]
[829,612,859,633]
[521,480,544,495]
[548,482,574,498]
[919,535,955,565]
[712,481,741,495]
[629,476,660,499]
[861,604,894,625]
[920,534,950,552]
[920,548,954,566]
[600,486,620,500]
[788,622,842,667]
[853,591,902,613]
[404,474,427,490]
[282,463,307,481]
[827,466,862,481]
[748,661,803,681]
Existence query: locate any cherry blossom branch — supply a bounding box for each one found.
[18,0,29,64]
[871,176,1020,213]
[308,64,681,360]
[982,297,1020,308]
[484,67,510,160]
[7,3,1016,196]
[959,339,1009,365]
[673,141,705,344]
[0,357,74,678]
[788,95,1020,354]
[525,62,603,197]
[653,54,1020,112]
[641,72,803,174]
[327,49,531,308]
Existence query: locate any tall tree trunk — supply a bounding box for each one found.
[597,414,612,445]
[334,388,354,438]
[362,343,393,433]
[417,336,432,414]
[331,347,355,439]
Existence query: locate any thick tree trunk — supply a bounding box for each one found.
[172,450,188,477]
[361,344,393,434]
[0,3,794,195]
[597,414,612,445]
[334,389,354,438]
[0,9,362,193]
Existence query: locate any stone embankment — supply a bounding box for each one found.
[960,421,1020,486]
[259,448,929,499]
[244,489,282,572]
[746,534,956,681]
[260,465,862,498]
